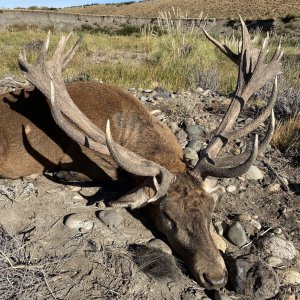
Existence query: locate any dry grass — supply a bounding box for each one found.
[272,112,300,157]
[61,0,300,19]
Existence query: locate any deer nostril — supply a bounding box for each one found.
[203,272,227,288]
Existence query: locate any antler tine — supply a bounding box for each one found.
[194,17,282,179]
[226,76,278,141]
[19,32,109,154]
[213,110,275,168]
[36,31,51,66]
[106,120,175,201]
[50,82,109,155]
[62,35,83,70]
[195,135,259,178]
[202,27,239,65]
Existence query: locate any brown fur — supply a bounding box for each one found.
[0,82,185,179]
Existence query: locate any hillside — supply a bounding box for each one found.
[61,0,300,19]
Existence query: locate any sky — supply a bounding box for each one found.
[0,0,138,9]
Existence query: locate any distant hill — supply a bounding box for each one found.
[61,0,300,19]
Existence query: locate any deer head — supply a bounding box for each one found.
[18,17,282,289]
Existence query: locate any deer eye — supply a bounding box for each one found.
[161,211,176,230]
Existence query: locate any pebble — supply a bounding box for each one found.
[184,147,198,161]
[202,89,211,97]
[190,158,199,167]
[63,214,94,231]
[267,256,283,267]
[196,87,204,93]
[238,214,252,222]
[187,140,202,152]
[268,183,281,193]
[244,166,264,180]
[226,185,236,193]
[234,255,279,299]
[226,222,248,247]
[98,208,123,227]
[153,92,170,100]
[140,96,148,102]
[176,129,188,147]
[281,270,300,286]
[144,89,152,93]
[185,124,204,136]
[169,122,180,133]
[258,236,296,260]
[214,291,231,300]
[273,227,282,234]
[147,239,172,255]
[250,219,262,230]
[214,221,224,236]
[67,185,81,192]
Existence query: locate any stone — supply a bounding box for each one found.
[169,122,180,133]
[234,255,279,299]
[147,239,172,255]
[214,221,224,236]
[184,147,198,161]
[187,140,202,152]
[273,227,282,234]
[244,166,264,180]
[258,236,296,260]
[196,87,204,93]
[185,124,204,136]
[267,256,283,267]
[176,129,188,147]
[226,185,236,193]
[281,269,300,286]
[250,219,262,230]
[238,214,252,222]
[98,208,123,227]
[144,89,152,93]
[214,291,231,300]
[202,89,211,97]
[140,96,148,102]
[153,92,170,100]
[226,222,248,247]
[268,183,281,193]
[190,158,199,167]
[63,213,94,231]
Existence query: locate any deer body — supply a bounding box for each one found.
[14,18,282,289]
[0,82,185,179]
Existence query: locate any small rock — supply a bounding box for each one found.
[144,89,152,93]
[214,221,224,236]
[153,92,170,100]
[187,140,202,152]
[185,124,204,136]
[176,129,188,147]
[66,185,81,192]
[214,291,231,300]
[244,117,254,125]
[190,158,199,167]
[73,195,84,200]
[267,256,283,267]
[279,176,289,186]
[184,117,196,127]
[273,227,282,234]
[234,255,279,299]
[64,214,94,231]
[258,236,296,260]
[226,185,236,193]
[147,239,172,255]
[268,183,281,193]
[169,122,180,133]
[238,214,252,222]
[226,222,248,247]
[196,87,204,93]
[140,96,148,102]
[184,147,198,161]
[202,89,211,97]
[244,166,264,180]
[281,269,300,286]
[98,208,123,227]
[250,219,262,230]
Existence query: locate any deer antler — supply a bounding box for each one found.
[20,32,175,207]
[195,17,283,178]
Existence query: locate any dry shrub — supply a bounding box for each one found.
[272,112,300,162]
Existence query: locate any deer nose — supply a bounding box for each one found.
[202,270,228,289]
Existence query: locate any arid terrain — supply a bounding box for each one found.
[0,4,299,300]
[61,0,300,19]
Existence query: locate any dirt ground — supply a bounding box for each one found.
[0,82,299,300]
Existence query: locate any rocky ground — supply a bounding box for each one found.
[0,78,299,300]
